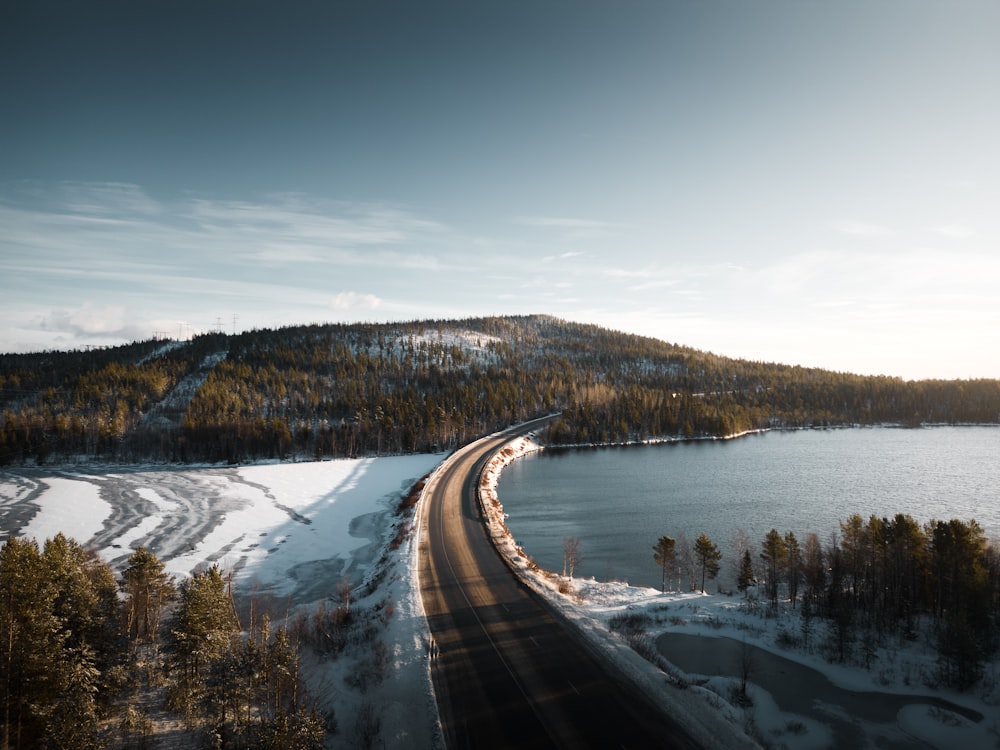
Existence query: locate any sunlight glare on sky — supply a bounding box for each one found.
[1,1,997,379]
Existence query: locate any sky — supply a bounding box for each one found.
[2,1,998,380]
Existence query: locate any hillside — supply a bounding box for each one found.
[2,315,999,465]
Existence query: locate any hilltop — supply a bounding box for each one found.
[2,315,998,466]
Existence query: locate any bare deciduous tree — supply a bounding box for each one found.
[562,536,583,578]
[336,572,353,615]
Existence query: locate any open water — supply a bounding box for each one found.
[496,426,1000,591]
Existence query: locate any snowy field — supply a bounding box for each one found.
[3,442,1000,749]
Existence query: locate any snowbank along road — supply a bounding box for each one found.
[417,418,705,749]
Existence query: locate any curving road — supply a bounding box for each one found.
[417,420,705,749]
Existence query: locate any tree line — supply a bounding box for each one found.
[3,316,999,466]
[650,514,1000,690]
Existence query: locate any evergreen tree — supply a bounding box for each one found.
[1,535,120,750]
[40,643,102,750]
[760,529,787,607]
[802,532,826,601]
[1,537,61,749]
[43,533,121,657]
[168,565,238,722]
[693,533,722,593]
[839,514,868,604]
[41,533,123,736]
[652,536,676,593]
[927,519,991,688]
[737,548,756,596]
[884,514,926,633]
[122,546,176,644]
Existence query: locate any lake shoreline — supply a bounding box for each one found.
[497,424,1000,591]
[540,421,1000,453]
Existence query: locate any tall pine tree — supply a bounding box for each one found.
[693,534,722,593]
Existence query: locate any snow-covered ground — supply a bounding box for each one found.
[2,457,440,597]
[3,438,999,749]
[0,455,446,747]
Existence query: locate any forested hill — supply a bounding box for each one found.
[2,315,998,465]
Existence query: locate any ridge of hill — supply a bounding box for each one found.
[2,315,998,465]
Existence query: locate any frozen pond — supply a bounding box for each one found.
[657,632,984,749]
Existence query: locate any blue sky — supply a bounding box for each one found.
[2,1,998,379]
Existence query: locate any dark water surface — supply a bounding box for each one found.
[497,427,1000,590]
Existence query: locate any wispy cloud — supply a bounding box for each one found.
[38,302,133,337]
[0,182,461,349]
[602,263,720,293]
[629,278,679,292]
[514,216,621,230]
[542,250,585,262]
[513,215,625,243]
[55,181,163,217]
[833,220,895,237]
[930,224,976,239]
[190,197,444,251]
[1,184,452,286]
[330,291,382,311]
[603,268,640,279]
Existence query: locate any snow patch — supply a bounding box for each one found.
[18,476,111,544]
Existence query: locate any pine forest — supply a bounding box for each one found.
[3,315,999,466]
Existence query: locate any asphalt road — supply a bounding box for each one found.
[417,420,706,749]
